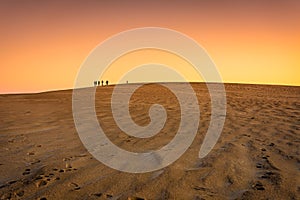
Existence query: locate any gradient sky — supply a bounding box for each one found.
[1,0,300,93]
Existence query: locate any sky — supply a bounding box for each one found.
[1,0,300,93]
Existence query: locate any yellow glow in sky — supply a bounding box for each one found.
[1,1,299,93]
[101,49,203,84]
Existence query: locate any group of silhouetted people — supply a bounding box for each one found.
[94,80,109,86]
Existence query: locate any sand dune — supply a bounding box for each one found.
[0,83,299,200]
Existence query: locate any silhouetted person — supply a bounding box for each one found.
[101,80,104,86]
[106,80,108,86]
[97,81,100,86]
[94,81,97,86]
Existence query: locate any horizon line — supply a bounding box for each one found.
[1,81,299,95]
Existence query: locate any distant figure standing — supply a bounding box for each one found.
[106,80,108,86]
[101,80,104,86]
[97,81,100,86]
[126,80,128,84]
[94,81,97,86]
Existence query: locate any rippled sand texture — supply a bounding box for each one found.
[0,83,299,200]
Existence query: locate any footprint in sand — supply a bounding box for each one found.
[254,148,282,189]
[193,186,207,191]
[256,163,263,169]
[34,172,59,188]
[90,193,102,197]
[268,142,275,146]
[69,182,80,191]
[260,171,281,185]
[65,162,72,169]
[22,168,31,175]
[35,180,47,188]
[27,152,35,156]
[263,157,279,170]
[30,159,41,165]
[252,181,265,190]
[261,171,274,179]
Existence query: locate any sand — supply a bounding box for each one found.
[0,83,299,200]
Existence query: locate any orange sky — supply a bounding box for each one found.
[1,0,299,93]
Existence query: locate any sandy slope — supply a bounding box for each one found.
[0,83,299,200]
